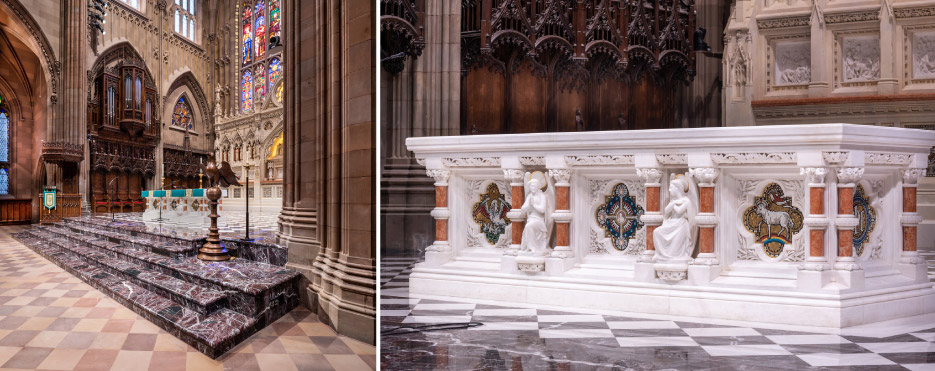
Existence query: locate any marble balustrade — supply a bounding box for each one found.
[406,124,935,328]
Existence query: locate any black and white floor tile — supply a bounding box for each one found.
[381,258,935,370]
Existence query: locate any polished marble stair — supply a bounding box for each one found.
[12,217,300,358]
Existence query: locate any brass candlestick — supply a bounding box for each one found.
[197,186,229,261]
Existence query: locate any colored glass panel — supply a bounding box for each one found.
[269,57,281,88]
[242,70,253,112]
[255,16,266,58]
[256,66,266,103]
[276,83,282,103]
[0,169,7,195]
[0,111,7,163]
[242,0,252,21]
[269,0,281,45]
[173,97,193,129]
[242,22,253,64]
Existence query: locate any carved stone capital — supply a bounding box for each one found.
[800,167,828,187]
[836,167,864,185]
[548,169,572,185]
[426,169,450,185]
[902,168,927,185]
[689,168,719,186]
[637,168,663,185]
[503,169,525,184]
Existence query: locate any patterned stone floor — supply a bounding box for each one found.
[382,257,935,370]
[0,225,375,370]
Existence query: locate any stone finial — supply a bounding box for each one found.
[836,167,864,185]
[637,168,662,185]
[689,168,719,186]
[425,170,451,185]
[800,167,828,186]
[548,169,572,185]
[902,168,927,185]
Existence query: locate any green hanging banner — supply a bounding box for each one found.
[43,188,56,211]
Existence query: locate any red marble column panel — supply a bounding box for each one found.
[699,228,714,254]
[838,188,853,215]
[810,230,824,257]
[810,188,824,215]
[904,187,917,213]
[646,226,656,251]
[699,187,714,214]
[511,185,524,245]
[904,226,917,252]
[435,186,447,208]
[646,187,660,213]
[838,230,853,258]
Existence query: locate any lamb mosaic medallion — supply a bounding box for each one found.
[743,183,804,258]
[853,184,876,257]
[595,183,645,251]
[472,183,512,245]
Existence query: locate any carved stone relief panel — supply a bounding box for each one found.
[912,31,935,80]
[770,39,811,91]
[735,179,807,262]
[839,34,881,85]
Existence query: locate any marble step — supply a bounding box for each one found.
[60,220,197,258]
[28,224,300,328]
[12,232,256,358]
[24,229,228,316]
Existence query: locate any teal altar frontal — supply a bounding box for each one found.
[141,188,220,223]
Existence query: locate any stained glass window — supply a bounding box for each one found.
[0,99,8,194]
[276,84,283,104]
[269,57,281,87]
[0,111,8,163]
[269,0,281,47]
[242,22,253,65]
[255,65,266,103]
[242,71,253,112]
[173,97,193,130]
[135,77,142,110]
[255,1,266,58]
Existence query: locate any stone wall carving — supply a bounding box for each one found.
[842,35,881,83]
[913,31,935,80]
[774,41,811,86]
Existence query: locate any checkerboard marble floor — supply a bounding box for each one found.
[0,225,375,370]
[381,257,935,370]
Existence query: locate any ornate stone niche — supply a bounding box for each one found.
[768,37,811,93]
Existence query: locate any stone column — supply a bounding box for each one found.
[899,169,926,266]
[833,167,863,274]
[690,168,719,264]
[549,169,573,258]
[425,169,451,254]
[637,168,663,263]
[281,0,376,344]
[64,0,89,202]
[503,169,525,255]
[801,167,831,271]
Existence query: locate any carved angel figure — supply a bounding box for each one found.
[519,172,554,256]
[653,174,698,263]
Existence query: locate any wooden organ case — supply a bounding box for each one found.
[87,59,159,213]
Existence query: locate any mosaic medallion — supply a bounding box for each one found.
[596,183,645,251]
[853,184,876,257]
[472,183,511,245]
[743,183,804,258]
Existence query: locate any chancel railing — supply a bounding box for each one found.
[407,124,935,328]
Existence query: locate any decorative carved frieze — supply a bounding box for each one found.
[895,6,935,19]
[865,152,912,166]
[442,157,501,167]
[655,153,687,165]
[822,151,849,165]
[711,152,796,164]
[564,155,634,166]
[757,16,810,30]
[825,11,879,24]
[519,156,545,166]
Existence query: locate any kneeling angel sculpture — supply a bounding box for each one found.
[519,171,555,257]
[653,173,698,264]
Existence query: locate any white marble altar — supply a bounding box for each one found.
[406,124,934,329]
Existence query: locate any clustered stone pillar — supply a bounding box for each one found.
[899,169,927,265]
[834,167,863,271]
[426,170,451,252]
[503,169,525,255]
[690,168,719,265]
[801,167,831,271]
[637,169,663,262]
[549,169,573,258]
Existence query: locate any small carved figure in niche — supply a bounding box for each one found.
[519,172,554,257]
[653,173,698,263]
[575,109,584,131]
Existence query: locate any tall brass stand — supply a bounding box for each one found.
[197,186,230,261]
